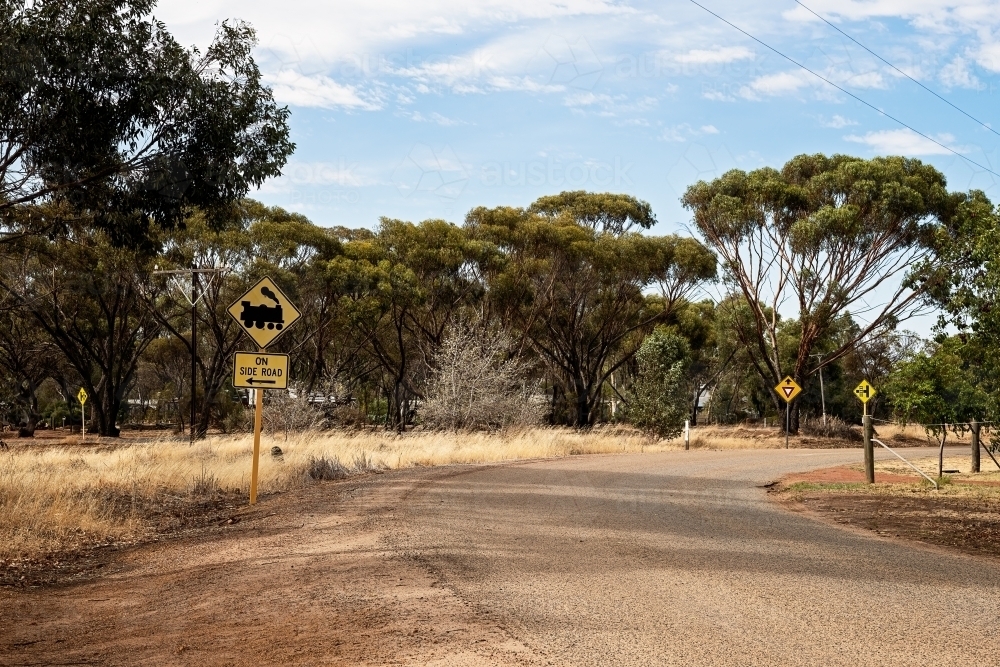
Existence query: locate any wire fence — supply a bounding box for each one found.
[871,417,996,429]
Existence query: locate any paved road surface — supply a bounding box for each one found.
[388,447,1000,666]
[2,447,997,666]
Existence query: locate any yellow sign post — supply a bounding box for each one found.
[855,380,877,484]
[228,278,301,506]
[77,387,88,442]
[774,376,802,449]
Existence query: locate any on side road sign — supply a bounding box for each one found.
[233,352,289,389]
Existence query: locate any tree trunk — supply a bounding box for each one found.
[691,385,703,426]
[16,379,40,437]
[574,376,593,427]
[94,389,122,437]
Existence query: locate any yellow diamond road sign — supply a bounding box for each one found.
[775,376,802,403]
[854,380,876,404]
[77,387,88,405]
[233,352,289,390]
[228,277,301,349]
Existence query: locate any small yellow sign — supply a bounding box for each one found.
[227,277,301,349]
[232,352,289,389]
[854,380,875,404]
[77,387,88,405]
[774,376,802,403]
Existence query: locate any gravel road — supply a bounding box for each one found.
[3,447,998,666]
[389,447,1000,666]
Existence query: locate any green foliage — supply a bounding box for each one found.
[683,154,966,429]
[883,337,989,435]
[1,0,294,246]
[468,192,715,426]
[622,329,691,438]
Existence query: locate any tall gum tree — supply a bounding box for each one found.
[1,0,294,246]
[468,192,716,427]
[683,154,972,432]
[6,229,161,436]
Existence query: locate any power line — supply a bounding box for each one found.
[795,0,1000,140]
[686,0,1000,179]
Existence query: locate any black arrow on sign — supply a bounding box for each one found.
[245,378,276,385]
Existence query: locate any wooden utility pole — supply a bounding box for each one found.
[863,408,874,484]
[152,266,228,444]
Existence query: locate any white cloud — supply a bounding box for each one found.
[821,114,858,128]
[940,55,981,88]
[739,71,813,99]
[702,89,734,102]
[406,111,467,126]
[660,123,721,142]
[845,129,964,156]
[782,1,995,26]
[262,70,382,110]
[562,92,657,117]
[675,46,754,64]
[975,39,1000,72]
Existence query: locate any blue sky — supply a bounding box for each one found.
[158,0,1000,238]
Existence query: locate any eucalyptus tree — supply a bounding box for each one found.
[339,218,486,429]
[683,154,968,431]
[5,227,161,436]
[1,0,294,246]
[467,192,716,427]
[921,190,1000,410]
[0,298,58,435]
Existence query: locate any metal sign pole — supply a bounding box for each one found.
[785,402,789,449]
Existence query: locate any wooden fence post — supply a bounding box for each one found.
[972,421,981,474]
[863,414,874,484]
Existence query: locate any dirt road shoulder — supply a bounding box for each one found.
[773,464,1000,560]
[0,465,541,667]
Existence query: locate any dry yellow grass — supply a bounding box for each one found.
[682,424,860,449]
[0,427,669,560]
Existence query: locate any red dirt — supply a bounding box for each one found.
[785,465,1000,487]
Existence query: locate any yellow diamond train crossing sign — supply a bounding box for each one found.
[774,376,802,403]
[854,380,875,404]
[228,277,301,349]
[77,387,88,405]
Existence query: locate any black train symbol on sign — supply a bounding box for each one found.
[240,286,284,330]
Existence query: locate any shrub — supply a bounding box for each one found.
[622,329,690,439]
[421,321,542,431]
